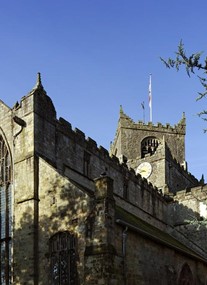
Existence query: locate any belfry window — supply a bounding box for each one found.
[141,137,159,158]
[0,136,12,285]
[50,232,77,285]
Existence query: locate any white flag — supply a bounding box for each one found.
[149,74,152,121]
[149,75,152,108]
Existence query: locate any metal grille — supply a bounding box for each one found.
[0,136,12,285]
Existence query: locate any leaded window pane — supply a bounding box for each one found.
[50,232,77,285]
[0,136,12,285]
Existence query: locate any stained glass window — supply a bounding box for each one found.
[0,136,12,285]
[50,232,77,285]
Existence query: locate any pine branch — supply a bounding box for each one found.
[161,41,207,128]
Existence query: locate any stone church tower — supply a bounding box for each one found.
[110,106,199,193]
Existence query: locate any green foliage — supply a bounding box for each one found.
[161,41,207,130]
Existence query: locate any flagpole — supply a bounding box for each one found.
[149,74,152,122]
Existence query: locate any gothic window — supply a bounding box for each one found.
[178,263,193,285]
[83,151,91,177]
[50,232,77,285]
[141,137,159,158]
[0,136,12,285]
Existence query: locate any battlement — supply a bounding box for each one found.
[57,115,131,168]
[119,108,186,135]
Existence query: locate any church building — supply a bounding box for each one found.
[0,74,207,285]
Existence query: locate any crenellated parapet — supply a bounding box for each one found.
[118,106,185,135]
[174,184,207,200]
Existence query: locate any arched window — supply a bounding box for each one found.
[0,135,12,285]
[141,137,159,158]
[50,232,77,285]
[178,263,194,285]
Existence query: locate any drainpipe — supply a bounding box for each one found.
[13,116,26,140]
[122,227,128,285]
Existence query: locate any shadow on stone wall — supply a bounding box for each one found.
[12,167,207,285]
[13,173,91,284]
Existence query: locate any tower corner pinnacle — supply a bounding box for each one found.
[33,72,44,91]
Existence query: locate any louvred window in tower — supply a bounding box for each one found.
[141,136,160,158]
[0,135,12,285]
[50,232,77,285]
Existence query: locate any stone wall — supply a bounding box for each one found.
[38,158,92,284]
[117,227,207,285]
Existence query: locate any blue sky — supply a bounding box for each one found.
[0,1,206,180]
